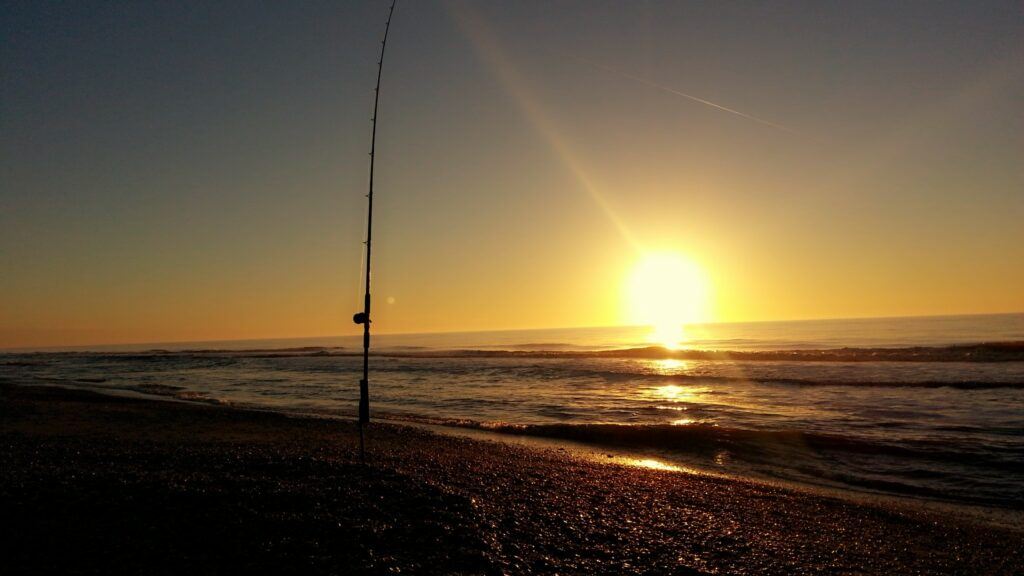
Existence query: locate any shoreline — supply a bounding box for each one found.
[399,417,1024,530]
[15,379,1023,526]
[2,382,1021,574]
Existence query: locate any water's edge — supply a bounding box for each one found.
[8,379,1022,532]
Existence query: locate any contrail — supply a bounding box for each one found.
[571,55,799,135]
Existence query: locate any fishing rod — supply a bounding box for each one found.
[353,0,397,462]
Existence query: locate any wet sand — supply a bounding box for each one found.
[1,383,1020,575]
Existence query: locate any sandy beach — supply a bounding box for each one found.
[1,382,1020,575]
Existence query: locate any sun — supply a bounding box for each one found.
[625,252,711,349]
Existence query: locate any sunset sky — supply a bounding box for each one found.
[3,1,1022,348]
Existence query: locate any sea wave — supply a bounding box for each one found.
[21,375,229,406]
[376,414,1024,507]
[384,417,1021,464]
[396,342,1024,362]
[12,341,1022,362]
[554,369,1024,389]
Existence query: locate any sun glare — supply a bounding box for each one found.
[626,252,711,349]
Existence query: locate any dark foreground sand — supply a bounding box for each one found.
[1,384,1020,575]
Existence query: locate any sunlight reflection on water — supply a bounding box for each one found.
[647,384,712,404]
[4,316,1024,508]
[650,358,691,374]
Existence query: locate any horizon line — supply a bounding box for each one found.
[3,310,1022,353]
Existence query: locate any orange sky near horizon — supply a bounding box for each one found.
[2,2,1022,349]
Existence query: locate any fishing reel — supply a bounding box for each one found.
[353,312,370,325]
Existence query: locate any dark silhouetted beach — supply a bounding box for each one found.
[2,383,1020,575]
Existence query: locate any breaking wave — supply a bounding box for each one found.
[16,341,1023,362]
[382,415,1024,507]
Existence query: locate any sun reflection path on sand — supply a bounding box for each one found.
[628,458,683,472]
[621,458,714,475]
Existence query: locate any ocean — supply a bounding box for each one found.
[3,313,1023,510]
